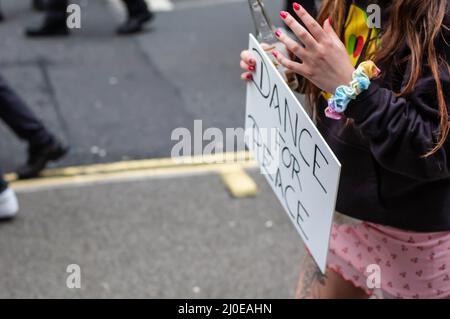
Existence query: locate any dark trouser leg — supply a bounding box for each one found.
[25,0,69,36]
[116,0,153,34]
[121,0,151,17]
[0,74,53,150]
[0,1,4,22]
[32,0,47,11]
[45,0,68,22]
[0,168,7,193]
[46,0,68,12]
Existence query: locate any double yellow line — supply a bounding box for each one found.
[6,151,259,197]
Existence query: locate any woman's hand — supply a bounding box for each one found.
[239,43,279,81]
[274,4,355,94]
[240,50,257,81]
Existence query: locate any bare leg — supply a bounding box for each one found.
[295,255,369,299]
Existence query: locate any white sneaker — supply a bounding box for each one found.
[0,188,19,219]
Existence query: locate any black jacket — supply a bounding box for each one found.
[317,2,450,232]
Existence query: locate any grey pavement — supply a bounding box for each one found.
[0,0,307,298]
[0,0,285,171]
[0,171,304,298]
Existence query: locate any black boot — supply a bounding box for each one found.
[116,10,154,35]
[17,139,69,179]
[0,11,4,22]
[32,0,47,11]
[25,15,69,37]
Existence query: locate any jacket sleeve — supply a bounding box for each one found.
[345,60,450,182]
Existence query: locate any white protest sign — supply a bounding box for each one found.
[245,34,341,273]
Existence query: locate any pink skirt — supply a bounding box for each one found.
[327,222,450,299]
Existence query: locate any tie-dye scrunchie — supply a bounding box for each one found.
[325,61,381,120]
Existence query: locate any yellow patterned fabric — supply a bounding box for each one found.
[344,4,379,66]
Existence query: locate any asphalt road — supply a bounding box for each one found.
[0,0,308,298]
[0,0,286,171]
[0,171,304,298]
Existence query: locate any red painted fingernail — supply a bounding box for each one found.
[275,29,282,37]
[328,16,332,24]
[249,58,255,65]
[248,66,255,71]
[272,51,278,58]
[280,11,288,19]
[293,2,301,11]
[246,73,253,80]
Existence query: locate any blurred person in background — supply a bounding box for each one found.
[0,74,69,180]
[32,0,47,11]
[0,169,18,220]
[26,0,155,36]
[0,0,47,22]
[0,0,52,220]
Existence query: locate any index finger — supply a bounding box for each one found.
[292,3,326,42]
[279,13,317,49]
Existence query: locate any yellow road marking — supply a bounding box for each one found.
[7,152,260,197]
[219,168,258,198]
[5,151,252,181]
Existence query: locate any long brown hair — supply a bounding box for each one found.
[303,0,450,156]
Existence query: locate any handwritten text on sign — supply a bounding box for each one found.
[245,34,341,273]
